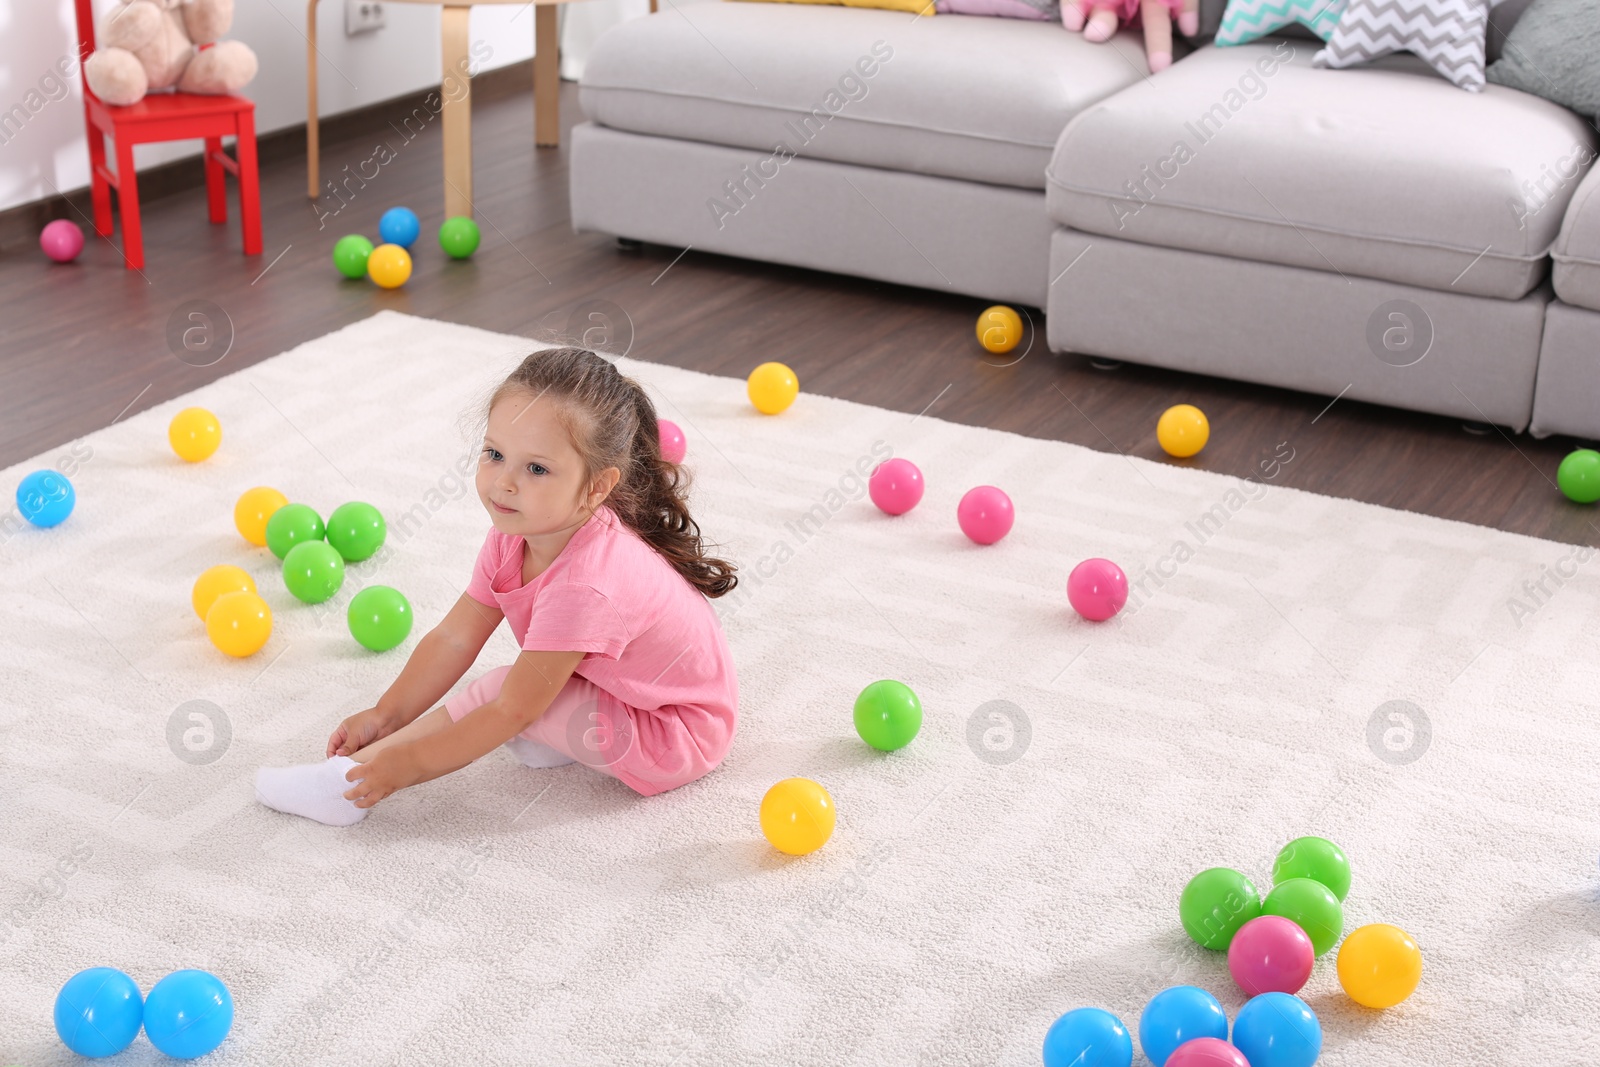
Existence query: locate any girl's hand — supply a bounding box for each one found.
[342,746,424,809]
[327,706,398,758]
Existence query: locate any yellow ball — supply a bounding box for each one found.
[1157,403,1210,458]
[191,564,257,622]
[747,362,800,415]
[205,589,273,657]
[168,407,222,462]
[759,777,835,856]
[976,305,1023,354]
[1337,923,1423,1009]
[367,243,413,289]
[234,486,288,547]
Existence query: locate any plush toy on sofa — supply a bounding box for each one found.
[84,0,258,107]
[1063,0,1199,72]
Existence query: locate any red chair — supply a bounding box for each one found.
[73,0,263,270]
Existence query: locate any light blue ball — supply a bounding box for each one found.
[17,469,75,527]
[54,967,144,1057]
[1043,1007,1133,1067]
[142,969,234,1059]
[1139,985,1229,1067]
[378,206,421,248]
[1232,992,1322,1067]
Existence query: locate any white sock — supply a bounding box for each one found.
[255,756,368,826]
[504,735,577,770]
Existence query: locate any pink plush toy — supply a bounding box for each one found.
[84,0,258,107]
[1063,0,1199,71]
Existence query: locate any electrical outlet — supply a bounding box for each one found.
[345,0,385,35]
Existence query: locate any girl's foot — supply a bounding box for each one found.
[505,735,578,770]
[1084,7,1120,42]
[255,756,368,826]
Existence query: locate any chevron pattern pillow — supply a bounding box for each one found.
[1313,0,1491,90]
[1216,0,1346,46]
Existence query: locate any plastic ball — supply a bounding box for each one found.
[957,485,1014,544]
[1067,558,1128,621]
[54,967,144,1057]
[658,419,687,464]
[1557,448,1600,504]
[348,585,413,651]
[1262,877,1343,957]
[438,216,481,258]
[747,362,799,415]
[143,969,234,1060]
[1231,992,1322,1067]
[206,590,272,657]
[852,679,923,751]
[1166,1037,1251,1067]
[378,206,421,248]
[759,777,835,855]
[1272,836,1351,901]
[1042,1007,1132,1067]
[367,243,412,288]
[869,458,925,516]
[167,407,222,463]
[192,564,257,621]
[283,541,346,604]
[16,469,76,528]
[1228,914,1315,996]
[1337,923,1422,1009]
[332,234,374,279]
[326,501,387,562]
[41,219,86,263]
[1157,404,1210,458]
[977,305,1023,354]
[1179,867,1261,950]
[1138,986,1228,1067]
[265,503,326,561]
[234,486,288,547]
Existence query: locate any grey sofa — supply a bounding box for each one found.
[569,0,1599,438]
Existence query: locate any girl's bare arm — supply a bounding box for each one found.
[375,593,505,725]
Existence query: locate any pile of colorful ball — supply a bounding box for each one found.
[331,206,481,289]
[54,967,232,1060]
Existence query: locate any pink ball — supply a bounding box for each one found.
[869,458,924,516]
[1227,914,1315,997]
[1166,1037,1251,1067]
[956,485,1013,544]
[658,419,687,464]
[40,219,85,263]
[1066,558,1128,621]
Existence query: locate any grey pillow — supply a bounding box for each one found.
[1486,0,1600,121]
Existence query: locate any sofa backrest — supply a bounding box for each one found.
[1195,0,1536,61]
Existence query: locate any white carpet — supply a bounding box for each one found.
[3,310,1598,1066]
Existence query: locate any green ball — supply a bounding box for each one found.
[1262,876,1344,956]
[333,234,375,279]
[852,679,922,751]
[326,501,387,562]
[348,585,413,651]
[1179,867,1261,951]
[438,216,481,259]
[282,541,346,604]
[1272,836,1351,902]
[1557,448,1600,504]
[264,503,326,561]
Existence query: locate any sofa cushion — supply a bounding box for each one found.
[1554,163,1600,311]
[579,4,1152,190]
[1046,39,1598,299]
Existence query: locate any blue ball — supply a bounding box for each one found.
[1139,985,1229,1067]
[17,469,75,527]
[1232,992,1322,1067]
[378,206,421,248]
[54,967,144,1057]
[1043,1007,1133,1067]
[143,969,234,1059]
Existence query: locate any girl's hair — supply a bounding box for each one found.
[485,347,738,598]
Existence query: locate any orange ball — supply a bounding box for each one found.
[234,486,288,547]
[976,306,1023,354]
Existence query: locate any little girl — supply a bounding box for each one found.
[255,348,740,825]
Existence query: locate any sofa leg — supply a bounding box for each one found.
[1088,357,1123,371]
[616,237,643,252]
[1461,420,1493,436]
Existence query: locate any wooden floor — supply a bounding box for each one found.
[4,80,1597,546]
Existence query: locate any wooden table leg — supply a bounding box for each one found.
[535,4,560,147]
[441,5,473,218]
[307,0,320,199]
